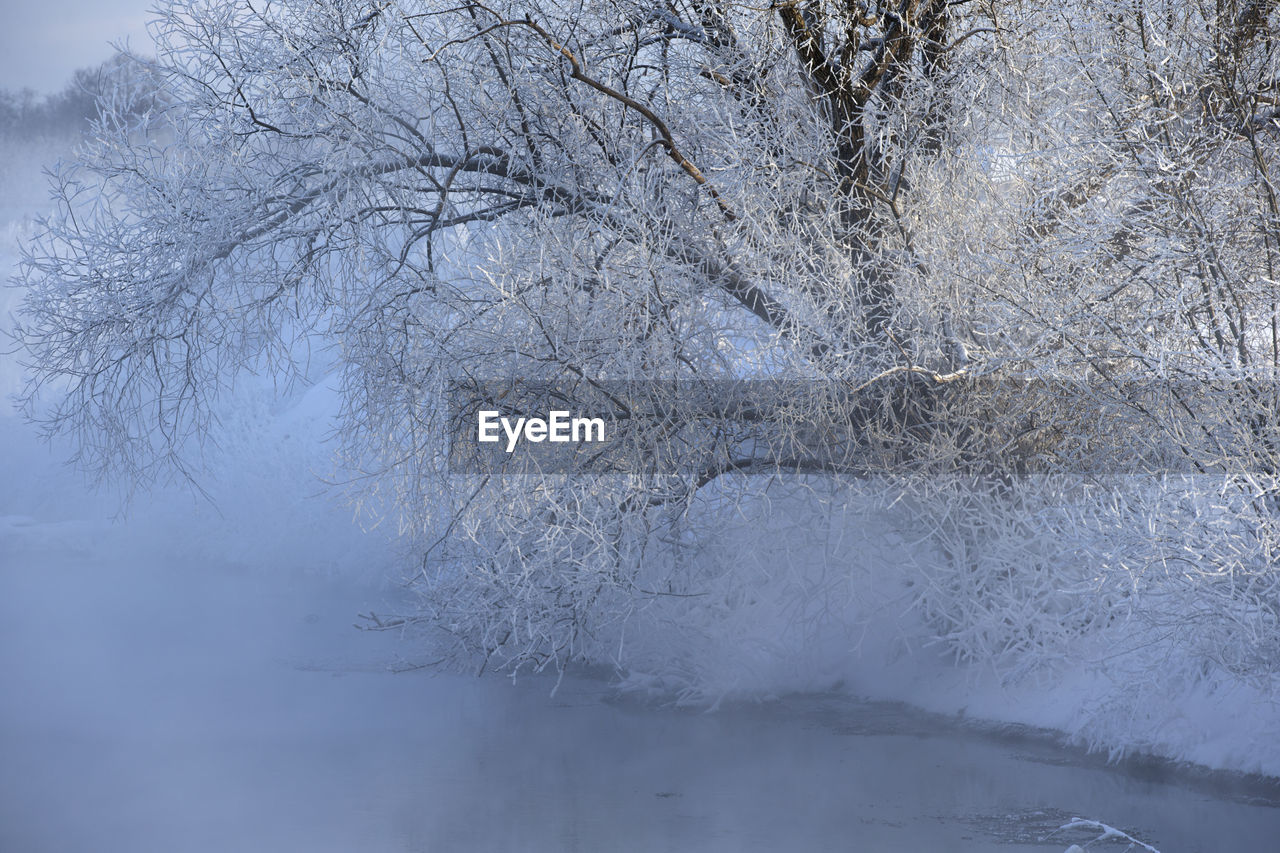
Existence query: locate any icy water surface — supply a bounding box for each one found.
[2,519,1279,853]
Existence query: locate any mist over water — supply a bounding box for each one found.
[1,354,1277,849]
[3,501,1279,851]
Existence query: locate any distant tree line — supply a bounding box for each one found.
[0,54,161,139]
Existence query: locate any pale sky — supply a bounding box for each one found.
[1,0,156,93]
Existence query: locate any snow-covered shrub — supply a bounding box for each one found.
[901,475,1119,680]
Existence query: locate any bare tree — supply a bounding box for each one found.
[12,0,1280,691]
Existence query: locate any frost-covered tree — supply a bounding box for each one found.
[13,0,1280,688]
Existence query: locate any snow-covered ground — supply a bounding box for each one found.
[4,132,1280,851]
